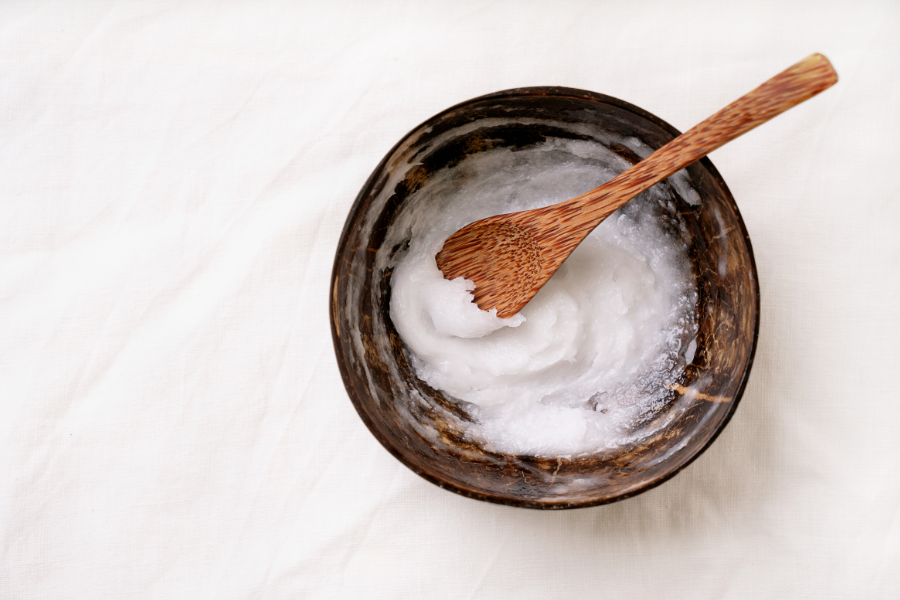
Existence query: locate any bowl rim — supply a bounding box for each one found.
[329,86,761,509]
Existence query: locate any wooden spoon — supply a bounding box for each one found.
[436,53,838,318]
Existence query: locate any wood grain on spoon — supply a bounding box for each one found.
[436,53,838,318]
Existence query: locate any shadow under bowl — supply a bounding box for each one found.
[330,87,760,509]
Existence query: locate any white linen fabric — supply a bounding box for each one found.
[1,1,898,598]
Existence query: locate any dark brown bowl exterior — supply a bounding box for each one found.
[330,87,759,509]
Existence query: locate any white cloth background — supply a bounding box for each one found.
[1,1,898,598]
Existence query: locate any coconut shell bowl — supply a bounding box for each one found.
[330,87,759,509]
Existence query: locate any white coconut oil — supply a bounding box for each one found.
[387,137,699,457]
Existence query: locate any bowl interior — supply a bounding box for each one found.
[330,87,759,509]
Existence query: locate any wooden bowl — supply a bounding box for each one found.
[330,87,759,509]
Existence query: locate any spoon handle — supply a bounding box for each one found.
[568,53,838,222]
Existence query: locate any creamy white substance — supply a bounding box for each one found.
[387,138,699,457]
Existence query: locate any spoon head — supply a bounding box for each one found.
[435,217,545,318]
